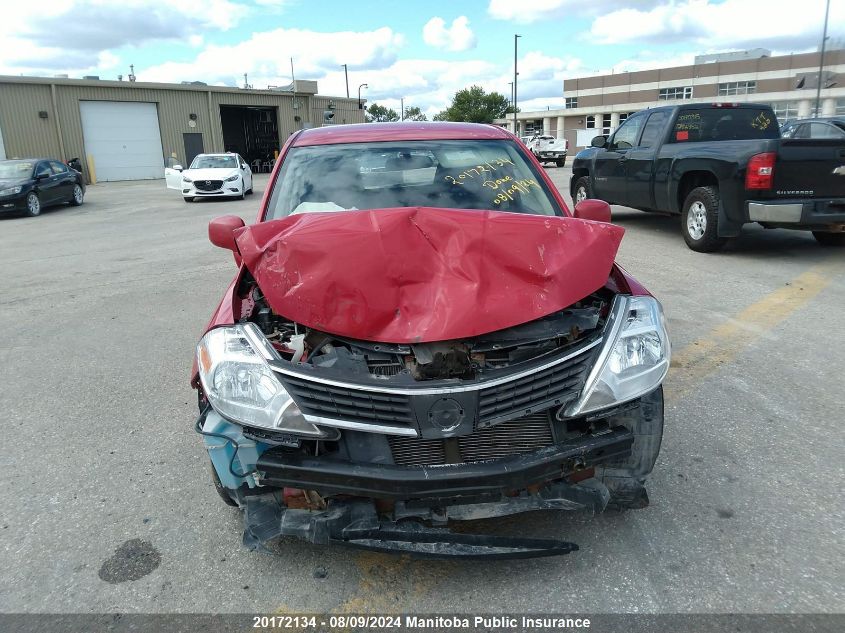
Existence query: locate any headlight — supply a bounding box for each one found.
[0,186,22,196]
[224,174,239,182]
[182,175,193,183]
[565,295,670,417]
[197,323,330,437]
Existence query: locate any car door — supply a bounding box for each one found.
[623,111,670,210]
[33,161,59,204]
[49,161,74,201]
[591,112,647,204]
[164,165,184,190]
[238,155,252,190]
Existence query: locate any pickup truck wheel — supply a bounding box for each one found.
[573,176,592,204]
[812,231,845,247]
[556,157,566,167]
[682,186,728,252]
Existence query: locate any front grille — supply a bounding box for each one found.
[194,179,223,191]
[281,374,415,427]
[388,413,554,466]
[477,349,593,423]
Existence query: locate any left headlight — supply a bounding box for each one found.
[565,295,670,417]
[0,186,22,196]
[197,323,330,437]
[224,174,239,182]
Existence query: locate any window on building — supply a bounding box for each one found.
[658,86,694,100]
[586,115,596,129]
[618,112,628,124]
[718,81,757,96]
[836,99,845,116]
[769,101,799,124]
[565,97,578,109]
[602,113,612,135]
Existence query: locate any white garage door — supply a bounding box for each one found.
[80,101,164,181]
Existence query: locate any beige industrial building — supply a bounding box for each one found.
[497,48,845,151]
[0,76,364,182]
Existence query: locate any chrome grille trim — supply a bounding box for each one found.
[271,337,601,396]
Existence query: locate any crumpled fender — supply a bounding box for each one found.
[235,207,624,343]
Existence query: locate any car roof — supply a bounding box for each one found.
[785,117,844,124]
[193,153,239,157]
[292,122,512,147]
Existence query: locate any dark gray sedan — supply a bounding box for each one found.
[0,158,86,217]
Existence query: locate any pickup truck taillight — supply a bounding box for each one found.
[745,152,776,190]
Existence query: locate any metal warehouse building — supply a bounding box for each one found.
[0,76,364,182]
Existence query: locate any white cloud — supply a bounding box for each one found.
[0,0,244,75]
[488,0,651,24]
[589,0,844,50]
[141,27,405,86]
[422,16,477,52]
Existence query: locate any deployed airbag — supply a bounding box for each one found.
[235,207,623,343]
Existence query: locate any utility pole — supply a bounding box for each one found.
[815,0,831,117]
[401,97,405,121]
[513,34,521,135]
[341,64,349,98]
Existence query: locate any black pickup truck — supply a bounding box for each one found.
[570,103,845,251]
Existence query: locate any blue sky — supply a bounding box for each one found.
[1,0,842,117]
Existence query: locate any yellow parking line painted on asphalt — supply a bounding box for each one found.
[666,259,839,401]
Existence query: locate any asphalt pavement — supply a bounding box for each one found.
[0,169,842,614]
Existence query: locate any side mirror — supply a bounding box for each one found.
[241,164,247,170]
[209,215,246,265]
[173,164,183,171]
[591,135,607,148]
[35,172,49,180]
[573,199,611,223]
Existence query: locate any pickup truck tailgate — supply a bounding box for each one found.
[773,139,845,198]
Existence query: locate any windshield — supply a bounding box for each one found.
[265,139,561,220]
[190,155,237,169]
[0,161,34,179]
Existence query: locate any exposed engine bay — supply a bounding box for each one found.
[241,274,613,382]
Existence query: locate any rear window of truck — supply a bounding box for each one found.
[670,108,780,143]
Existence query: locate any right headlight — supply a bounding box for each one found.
[197,323,331,438]
[182,175,193,183]
[565,295,670,417]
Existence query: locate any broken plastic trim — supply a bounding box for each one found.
[241,495,583,559]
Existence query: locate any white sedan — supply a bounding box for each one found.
[165,153,254,202]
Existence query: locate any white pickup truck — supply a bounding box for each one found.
[526,135,569,167]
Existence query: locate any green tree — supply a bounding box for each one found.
[365,103,400,123]
[402,106,427,121]
[435,85,511,123]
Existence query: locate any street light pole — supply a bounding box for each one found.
[513,34,521,135]
[401,97,405,121]
[507,81,513,109]
[814,0,831,117]
[342,64,349,98]
[357,83,368,110]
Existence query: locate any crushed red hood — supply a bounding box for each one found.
[235,207,624,343]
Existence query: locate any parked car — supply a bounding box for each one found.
[191,122,671,558]
[165,152,253,202]
[571,103,845,251]
[0,158,85,217]
[781,117,845,139]
[528,134,569,167]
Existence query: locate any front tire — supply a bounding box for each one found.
[556,156,566,167]
[681,186,728,252]
[70,184,84,206]
[813,231,845,247]
[573,176,592,205]
[238,180,245,200]
[209,462,239,507]
[25,192,41,217]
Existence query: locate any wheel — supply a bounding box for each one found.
[597,386,664,511]
[25,192,41,217]
[209,462,239,507]
[246,179,254,195]
[556,156,566,167]
[813,231,845,246]
[681,186,728,252]
[183,196,194,203]
[69,184,84,206]
[238,179,245,200]
[573,176,592,205]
